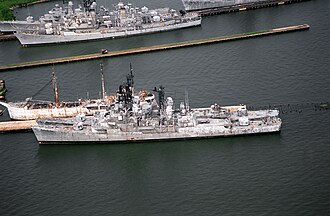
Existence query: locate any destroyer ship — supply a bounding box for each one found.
[32,68,282,144]
[12,1,201,46]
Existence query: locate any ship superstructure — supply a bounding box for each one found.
[10,1,201,46]
[0,2,70,33]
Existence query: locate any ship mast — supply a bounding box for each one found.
[52,65,59,108]
[100,63,107,99]
[153,85,165,112]
[185,89,190,111]
[127,63,135,95]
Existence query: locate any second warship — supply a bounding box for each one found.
[12,1,201,46]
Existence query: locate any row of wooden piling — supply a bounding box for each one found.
[191,0,311,17]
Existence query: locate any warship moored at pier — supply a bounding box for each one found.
[11,1,201,46]
[32,67,282,144]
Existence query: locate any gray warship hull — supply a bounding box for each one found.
[32,106,282,144]
[15,19,201,46]
[33,122,281,144]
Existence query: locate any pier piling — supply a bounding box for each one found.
[0,34,16,41]
[188,0,312,17]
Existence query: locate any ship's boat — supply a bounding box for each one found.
[9,1,201,46]
[32,66,282,144]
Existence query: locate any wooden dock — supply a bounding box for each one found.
[0,24,310,72]
[0,34,16,41]
[0,120,36,132]
[190,0,311,16]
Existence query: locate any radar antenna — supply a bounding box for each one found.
[83,0,95,11]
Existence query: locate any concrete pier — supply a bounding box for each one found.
[0,24,310,72]
[0,120,36,132]
[187,0,311,16]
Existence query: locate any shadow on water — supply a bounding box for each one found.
[36,133,282,161]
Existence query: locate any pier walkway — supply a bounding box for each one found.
[0,120,36,132]
[188,0,311,16]
[0,24,309,72]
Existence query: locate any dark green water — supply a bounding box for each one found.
[0,0,330,215]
